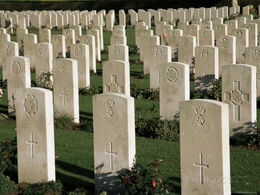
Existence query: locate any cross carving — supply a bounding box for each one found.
[194,153,209,184]
[105,75,123,93]
[26,132,37,159]
[105,142,118,171]
[224,81,249,121]
[60,88,68,106]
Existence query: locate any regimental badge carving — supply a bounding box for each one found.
[11,61,21,74]
[74,45,83,57]
[200,49,208,60]
[155,48,162,56]
[59,62,66,73]
[165,66,178,83]
[24,94,39,116]
[38,45,47,56]
[105,99,115,118]
[114,47,121,56]
[194,106,206,126]
[250,49,260,63]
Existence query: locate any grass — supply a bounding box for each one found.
[0,25,259,194]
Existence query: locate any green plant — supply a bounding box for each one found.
[208,78,222,101]
[119,158,169,194]
[0,79,7,89]
[66,46,71,58]
[131,84,159,100]
[54,111,75,130]
[17,181,63,195]
[155,119,180,142]
[79,86,102,96]
[36,71,53,90]
[0,137,17,181]
[0,173,16,194]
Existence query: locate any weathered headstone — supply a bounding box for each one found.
[70,43,90,88]
[93,93,135,193]
[160,62,190,119]
[39,28,51,43]
[6,56,31,114]
[53,58,79,123]
[80,35,96,73]
[232,28,249,63]
[103,60,130,96]
[63,29,76,49]
[180,99,231,195]
[108,44,129,62]
[195,46,219,91]
[16,87,55,183]
[87,29,101,61]
[222,64,256,136]
[199,29,214,46]
[51,35,66,58]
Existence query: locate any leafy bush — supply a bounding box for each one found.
[0,137,17,181]
[0,79,7,89]
[17,181,63,195]
[135,115,180,142]
[54,111,75,130]
[119,158,170,194]
[131,84,159,100]
[36,71,53,90]
[0,173,16,194]
[230,128,260,148]
[79,86,102,96]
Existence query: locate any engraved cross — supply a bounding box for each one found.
[60,88,68,106]
[105,142,118,171]
[194,153,209,184]
[105,75,123,93]
[224,81,249,121]
[26,132,37,159]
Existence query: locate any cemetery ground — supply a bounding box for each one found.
[0,26,259,194]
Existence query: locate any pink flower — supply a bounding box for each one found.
[152,180,156,187]
[163,32,167,37]
[228,33,232,35]
[76,38,80,41]
[192,33,196,36]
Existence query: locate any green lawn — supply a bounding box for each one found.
[0,26,259,194]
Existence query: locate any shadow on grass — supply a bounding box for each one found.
[167,176,181,194]
[56,160,94,192]
[0,104,8,114]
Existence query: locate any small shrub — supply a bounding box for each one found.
[0,137,17,181]
[0,79,7,89]
[155,119,180,142]
[131,84,159,100]
[54,111,75,130]
[17,181,63,195]
[79,86,102,96]
[119,158,169,194]
[0,173,16,194]
[36,71,53,90]
[208,78,222,101]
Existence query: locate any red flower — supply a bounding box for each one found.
[192,33,196,36]
[228,33,232,35]
[76,38,80,41]
[152,180,156,187]
[67,47,70,50]
[163,32,167,37]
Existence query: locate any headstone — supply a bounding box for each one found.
[199,29,214,46]
[103,60,130,96]
[108,44,129,62]
[236,17,246,28]
[195,46,219,91]
[39,28,51,43]
[160,62,190,119]
[245,46,260,97]
[51,35,66,58]
[70,43,90,88]
[216,35,236,75]
[93,93,135,193]
[226,20,238,35]
[180,99,231,195]
[6,56,31,114]
[245,23,257,47]
[128,9,138,26]
[166,29,183,58]
[87,29,101,61]
[119,10,126,26]
[110,35,127,46]
[1,41,19,80]
[53,58,79,123]
[222,64,256,136]
[24,34,37,68]
[178,35,196,70]
[80,35,96,73]
[149,45,171,89]
[232,28,249,63]
[106,10,114,31]
[72,25,82,40]
[16,87,55,183]
[93,25,104,51]
[63,29,76,49]
[34,43,53,81]
[213,24,227,40]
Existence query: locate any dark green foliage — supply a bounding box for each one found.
[54,112,75,130]
[16,181,63,195]
[0,137,17,181]
[0,173,16,194]
[230,128,260,148]
[79,86,102,96]
[131,84,159,100]
[119,158,170,194]
[135,115,180,142]
[36,71,53,90]
[0,79,7,89]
